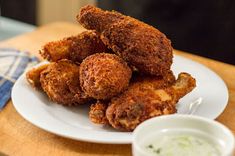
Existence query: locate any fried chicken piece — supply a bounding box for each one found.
[79,53,132,100]
[78,5,173,76]
[89,100,109,124]
[88,70,175,125]
[39,30,107,63]
[106,72,196,131]
[26,64,49,89]
[130,70,176,90]
[78,5,124,33]
[40,59,91,106]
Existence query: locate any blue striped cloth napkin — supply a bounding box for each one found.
[0,48,39,110]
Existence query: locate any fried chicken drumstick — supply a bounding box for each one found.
[106,72,196,131]
[40,30,107,63]
[78,5,173,76]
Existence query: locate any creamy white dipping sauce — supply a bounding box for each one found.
[142,132,221,156]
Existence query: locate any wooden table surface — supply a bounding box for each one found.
[0,22,235,156]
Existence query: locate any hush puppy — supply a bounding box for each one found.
[79,53,132,100]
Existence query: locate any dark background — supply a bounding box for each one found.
[0,0,36,24]
[1,0,235,65]
[98,0,235,65]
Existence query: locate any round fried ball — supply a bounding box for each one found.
[79,53,132,100]
[40,59,91,106]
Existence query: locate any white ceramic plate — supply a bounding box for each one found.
[11,55,229,144]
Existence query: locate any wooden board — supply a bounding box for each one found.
[0,22,234,156]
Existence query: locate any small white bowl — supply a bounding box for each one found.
[132,114,234,156]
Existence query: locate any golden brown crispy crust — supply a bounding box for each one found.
[40,37,72,61]
[171,72,197,100]
[89,100,109,124]
[79,53,132,100]
[106,72,196,131]
[70,31,108,62]
[39,30,107,63]
[78,5,173,76]
[78,5,124,33]
[40,59,91,106]
[101,19,173,76]
[130,70,176,90]
[26,64,49,89]
[88,70,175,126]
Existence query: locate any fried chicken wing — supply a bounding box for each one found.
[40,59,91,106]
[88,70,175,126]
[79,53,132,100]
[78,5,173,76]
[106,72,196,131]
[26,64,49,89]
[39,30,107,63]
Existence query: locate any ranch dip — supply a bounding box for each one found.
[143,132,221,156]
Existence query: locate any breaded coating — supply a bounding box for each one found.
[79,53,132,100]
[26,64,49,89]
[78,5,173,76]
[39,30,107,63]
[88,70,175,126]
[106,72,196,131]
[130,70,176,90]
[79,5,124,33]
[40,59,91,106]
[89,100,109,124]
